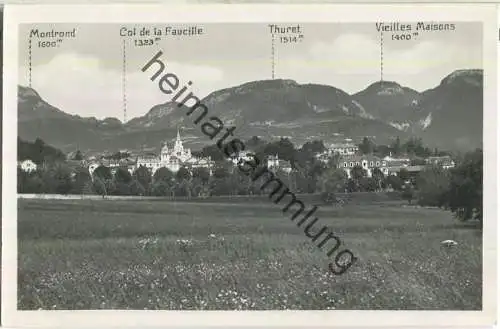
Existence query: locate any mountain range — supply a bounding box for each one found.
[17,69,483,154]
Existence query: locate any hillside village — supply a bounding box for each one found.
[18,127,458,200]
[18,129,455,179]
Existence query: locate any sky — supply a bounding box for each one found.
[18,22,482,121]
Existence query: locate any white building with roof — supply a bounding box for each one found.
[425,156,455,169]
[267,154,292,173]
[383,155,411,167]
[229,151,256,166]
[338,155,388,178]
[18,159,38,173]
[315,142,359,164]
[328,142,359,156]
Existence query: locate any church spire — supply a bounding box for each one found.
[174,126,184,154]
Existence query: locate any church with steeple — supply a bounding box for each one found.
[159,128,192,170]
[136,128,213,174]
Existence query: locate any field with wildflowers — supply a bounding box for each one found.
[18,197,482,310]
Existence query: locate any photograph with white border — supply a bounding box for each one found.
[2,3,497,328]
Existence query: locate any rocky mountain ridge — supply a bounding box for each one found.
[17,69,483,153]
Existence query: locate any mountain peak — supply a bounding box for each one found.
[360,80,410,96]
[18,85,41,100]
[440,69,483,87]
[235,79,299,92]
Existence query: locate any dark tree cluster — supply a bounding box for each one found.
[18,138,66,165]
[358,136,447,158]
[390,149,482,223]
[103,151,131,160]
[413,149,482,223]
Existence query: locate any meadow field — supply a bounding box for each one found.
[17,195,482,310]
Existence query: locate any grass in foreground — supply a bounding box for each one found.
[18,198,482,310]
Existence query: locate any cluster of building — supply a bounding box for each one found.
[227,151,293,174]
[17,135,456,182]
[86,130,215,177]
[325,143,455,179]
[315,142,359,163]
[17,130,295,178]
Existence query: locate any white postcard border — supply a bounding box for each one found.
[2,4,497,327]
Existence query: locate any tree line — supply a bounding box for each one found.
[17,137,482,223]
[358,136,449,160]
[18,138,66,164]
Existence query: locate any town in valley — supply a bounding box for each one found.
[18,128,457,199]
